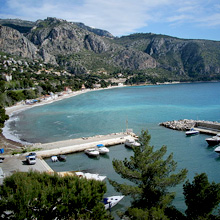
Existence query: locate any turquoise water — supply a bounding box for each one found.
[8,82,220,215]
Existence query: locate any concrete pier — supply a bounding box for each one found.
[31,132,135,158]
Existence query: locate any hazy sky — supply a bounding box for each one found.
[0,0,219,40]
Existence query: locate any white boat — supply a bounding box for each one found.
[96,144,109,154]
[214,145,220,154]
[102,195,124,210]
[75,172,106,181]
[185,128,199,136]
[124,138,140,148]
[84,148,100,157]
[206,133,220,146]
[51,156,58,162]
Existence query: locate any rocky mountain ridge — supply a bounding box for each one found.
[0,17,220,82]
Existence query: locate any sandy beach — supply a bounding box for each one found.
[3,87,118,146]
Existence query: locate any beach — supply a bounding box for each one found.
[0,86,131,178]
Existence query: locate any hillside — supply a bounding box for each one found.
[1,17,220,83]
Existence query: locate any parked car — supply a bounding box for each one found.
[26,155,36,165]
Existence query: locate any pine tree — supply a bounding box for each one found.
[183,173,220,220]
[0,171,112,220]
[109,129,188,219]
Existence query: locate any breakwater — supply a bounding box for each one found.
[159,119,220,135]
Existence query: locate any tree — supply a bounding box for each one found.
[0,106,9,132]
[109,129,188,219]
[0,171,112,220]
[183,173,220,220]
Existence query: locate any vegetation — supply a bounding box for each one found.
[0,171,112,220]
[109,130,188,219]
[0,106,9,132]
[183,173,220,219]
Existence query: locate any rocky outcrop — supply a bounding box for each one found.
[113,49,157,70]
[0,25,39,60]
[159,119,220,131]
[159,119,196,131]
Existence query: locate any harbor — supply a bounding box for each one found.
[0,131,137,181]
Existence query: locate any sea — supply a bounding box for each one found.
[4,82,220,217]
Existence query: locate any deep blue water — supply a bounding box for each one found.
[7,82,220,216]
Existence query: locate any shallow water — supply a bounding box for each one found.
[6,82,220,216]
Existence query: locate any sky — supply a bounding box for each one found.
[0,0,220,41]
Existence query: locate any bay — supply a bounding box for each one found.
[8,82,220,216]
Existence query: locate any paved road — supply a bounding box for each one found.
[0,155,53,184]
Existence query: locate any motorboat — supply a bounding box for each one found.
[102,195,124,210]
[84,148,99,157]
[185,128,199,136]
[57,155,66,162]
[96,144,109,154]
[51,156,58,162]
[206,133,220,146]
[214,145,220,154]
[124,138,140,148]
[75,171,106,181]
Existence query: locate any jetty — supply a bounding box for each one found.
[32,131,137,158]
[159,119,220,135]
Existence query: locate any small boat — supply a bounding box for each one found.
[124,138,140,148]
[206,133,220,146]
[57,155,66,162]
[102,195,124,210]
[185,128,199,136]
[75,172,106,181]
[51,156,58,162]
[96,144,109,154]
[84,148,100,157]
[214,145,220,154]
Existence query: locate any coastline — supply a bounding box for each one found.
[2,86,125,152]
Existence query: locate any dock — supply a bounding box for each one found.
[32,132,136,158]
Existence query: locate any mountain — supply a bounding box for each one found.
[0,17,220,82]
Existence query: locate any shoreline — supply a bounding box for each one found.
[2,81,220,151]
[2,86,125,149]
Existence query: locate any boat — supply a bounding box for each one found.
[57,155,66,162]
[206,133,220,146]
[102,195,124,210]
[214,145,220,154]
[124,138,140,148]
[185,128,199,136]
[96,144,109,154]
[51,156,58,162]
[75,172,106,181]
[84,148,99,157]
